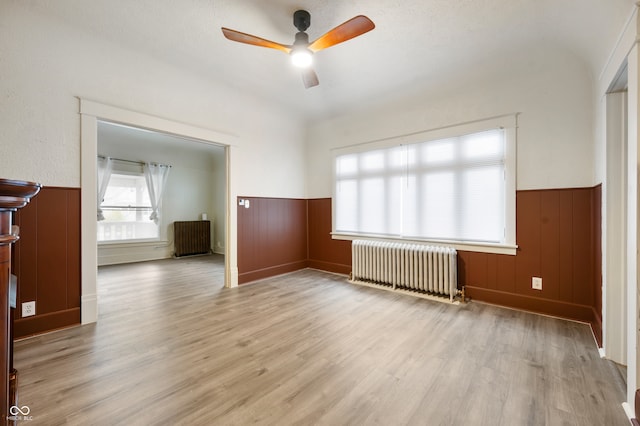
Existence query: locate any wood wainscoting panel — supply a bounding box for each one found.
[12,196,37,304]
[458,252,516,294]
[237,197,308,284]
[572,188,594,307]
[540,190,561,301]
[307,198,351,275]
[66,190,81,310]
[238,188,603,342]
[12,187,81,338]
[592,184,603,345]
[463,287,597,323]
[36,188,71,313]
[460,185,602,342]
[14,309,80,338]
[514,190,542,297]
[558,192,574,303]
[458,251,488,290]
[495,254,516,293]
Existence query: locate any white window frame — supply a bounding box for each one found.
[97,163,162,245]
[331,114,518,255]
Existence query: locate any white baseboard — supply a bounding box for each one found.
[623,402,634,421]
[81,293,98,324]
[227,266,239,288]
[98,246,172,266]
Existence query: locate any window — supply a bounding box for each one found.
[333,116,516,253]
[97,172,159,242]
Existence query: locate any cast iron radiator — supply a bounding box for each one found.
[174,220,211,257]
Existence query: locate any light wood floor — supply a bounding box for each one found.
[14,256,628,425]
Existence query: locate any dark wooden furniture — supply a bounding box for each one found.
[0,179,40,423]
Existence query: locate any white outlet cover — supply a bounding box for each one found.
[22,301,35,317]
[532,277,542,290]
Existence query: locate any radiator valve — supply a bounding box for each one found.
[457,286,467,304]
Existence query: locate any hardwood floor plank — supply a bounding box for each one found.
[13,256,628,425]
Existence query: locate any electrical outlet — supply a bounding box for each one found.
[532,277,542,291]
[22,301,35,317]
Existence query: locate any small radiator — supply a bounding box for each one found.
[174,220,211,257]
[351,240,458,302]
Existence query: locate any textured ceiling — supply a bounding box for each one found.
[24,0,636,121]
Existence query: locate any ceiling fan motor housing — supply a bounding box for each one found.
[294,10,311,32]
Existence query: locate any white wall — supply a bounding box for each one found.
[306,46,595,197]
[0,2,308,318]
[0,2,307,199]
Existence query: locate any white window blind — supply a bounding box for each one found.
[335,128,507,244]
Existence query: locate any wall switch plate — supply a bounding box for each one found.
[22,301,35,317]
[532,277,542,290]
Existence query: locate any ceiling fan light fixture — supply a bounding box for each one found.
[221,10,375,88]
[291,48,313,68]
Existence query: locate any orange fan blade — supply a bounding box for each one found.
[301,68,319,89]
[308,15,375,52]
[221,28,292,54]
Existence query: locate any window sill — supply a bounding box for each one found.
[98,239,168,248]
[331,233,517,256]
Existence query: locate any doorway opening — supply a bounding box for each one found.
[96,120,226,266]
[80,100,236,325]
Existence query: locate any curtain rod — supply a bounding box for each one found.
[97,155,171,167]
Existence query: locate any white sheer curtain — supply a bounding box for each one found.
[143,163,171,224]
[97,156,113,221]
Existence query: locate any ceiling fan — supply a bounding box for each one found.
[221,10,375,89]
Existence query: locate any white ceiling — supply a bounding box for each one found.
[28,0,635,121]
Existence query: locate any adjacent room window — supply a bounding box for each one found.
[97,171,159,242]
[333,116,516,249]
